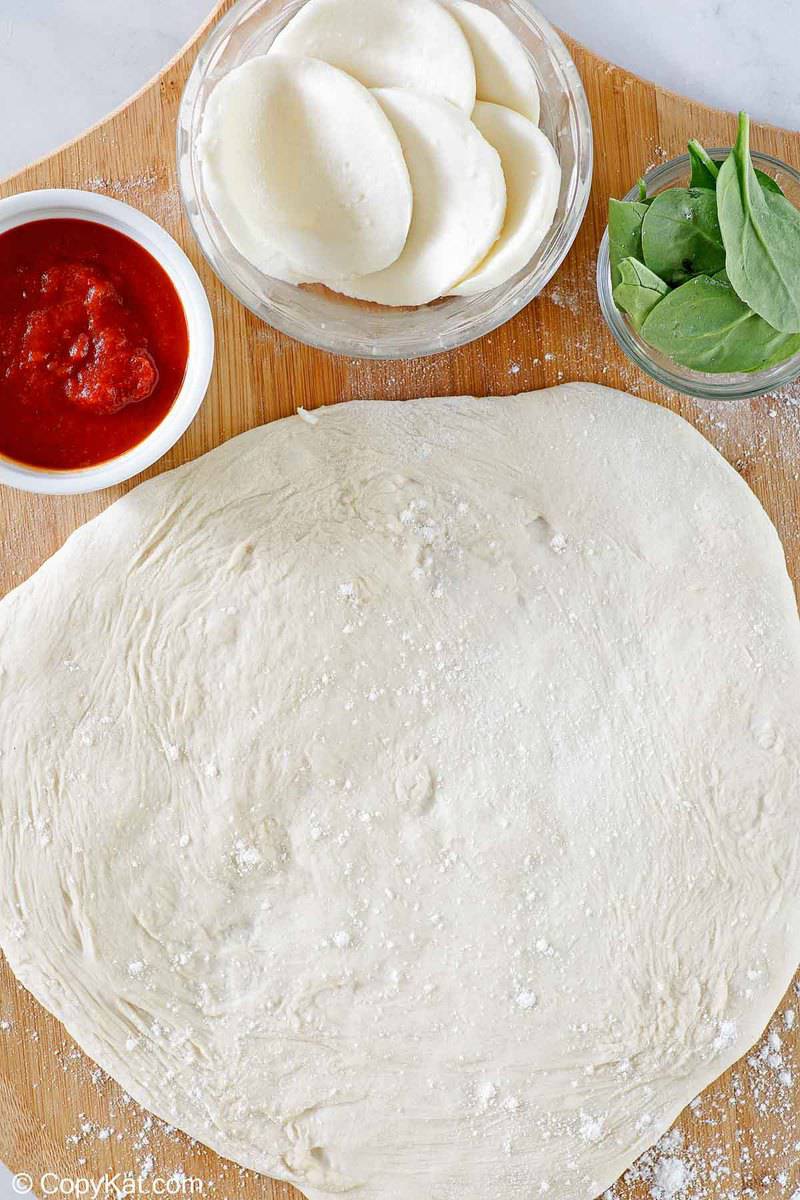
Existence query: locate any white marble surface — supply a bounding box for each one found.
[0,0,798,181]
[0,0,213,180]
[537,0,800,131]
[0,1165,17,1200]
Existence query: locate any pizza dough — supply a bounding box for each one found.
[269,0,477,113]
[1,385,799,1200]
[197,55,412,282]
[441,0,540,122]
[328,88,506,306]
[450,102,560,295]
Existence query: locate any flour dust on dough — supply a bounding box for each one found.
[0,384,798,1200]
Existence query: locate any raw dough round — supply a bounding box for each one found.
[197,55,413,282]
[441,0,540,122]
[329,88,507,306]
[450,102,560,295]
[269,0,477,113]
[1,385,799,1200]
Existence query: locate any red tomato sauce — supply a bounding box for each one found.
[0,218,189,470]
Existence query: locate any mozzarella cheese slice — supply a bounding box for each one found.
[269,0,477,113]
[450,102,559,296]
[441,0,540,123]
[197,54,413,283]
[328,88,507,308]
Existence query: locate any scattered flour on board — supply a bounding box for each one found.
[547,283,581,315]
[650,1149,691,1199]
[602,996,800,1199]
[81,169,181,226]
[0,989,789,1199]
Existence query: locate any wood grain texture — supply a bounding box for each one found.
[0,5,798,1197]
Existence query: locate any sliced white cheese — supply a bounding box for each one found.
[441,0,540,123]
[450,102,559,296]
[197,54,413,283]
[328,88,507,307]
[269,0,477,113]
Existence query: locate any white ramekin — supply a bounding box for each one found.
[0,189,215,495]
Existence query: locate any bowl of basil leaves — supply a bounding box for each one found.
[597,113,800,400]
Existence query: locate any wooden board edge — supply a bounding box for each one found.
[3,7,797,199]
[0,0,230,191]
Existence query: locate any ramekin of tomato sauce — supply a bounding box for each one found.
[0,190,214,495]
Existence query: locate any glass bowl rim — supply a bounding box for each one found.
[597,148,800,401]
[177,0,594,360]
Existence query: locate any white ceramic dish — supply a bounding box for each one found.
[0,189,215,495]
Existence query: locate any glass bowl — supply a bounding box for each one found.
[597,150,800,401]
[177,0,592,360]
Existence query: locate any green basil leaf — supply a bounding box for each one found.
[613,257,670,329]
[688,140,719,190]
[637,178,650,204]
[641,273,800,373]
[641,187,725,285]
[687,137,783,196]
[755,168,784,196]
[717,112,800,333]
[608,198,649,286]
